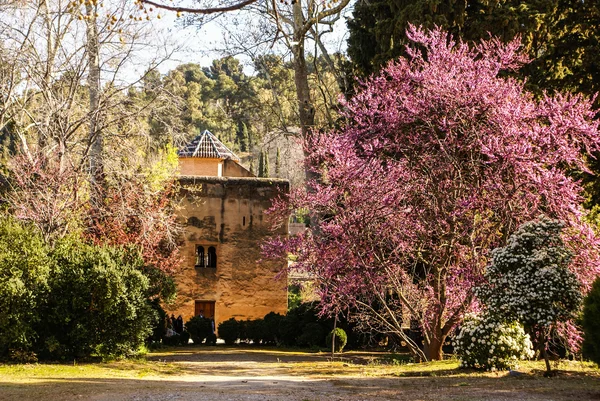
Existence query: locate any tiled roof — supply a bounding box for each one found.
[178,130,240,162]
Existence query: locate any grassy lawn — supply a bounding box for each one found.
[1,346,599,400]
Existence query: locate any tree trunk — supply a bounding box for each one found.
[291,1,315,143]
[541,327,554,377]
[423,327,445,361]
[85,3,102,188]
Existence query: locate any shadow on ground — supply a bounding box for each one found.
[2,372,600,401]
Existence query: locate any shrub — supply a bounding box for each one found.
[245,319,265,344]
[38,238,155,359]
[179,331,190,345]
[147,299,168,345]
[186,316,214,344]
[0,217,51,359]
[583,277,600,365]
[326,328,348,353]
[206,333,217,345]
[218,318,240,345]
[278,313,301,346]
[297,322,325,348]
[477,218,582,330]
[454,313,534,371]
[263,312,284,345]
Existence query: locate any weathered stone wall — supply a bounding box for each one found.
[166,176,289,332]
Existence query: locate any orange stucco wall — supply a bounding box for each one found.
[179,157,222,176]
[166,176,289,333]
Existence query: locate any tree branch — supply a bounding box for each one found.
[139,0,259,15]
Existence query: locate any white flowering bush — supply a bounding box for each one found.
[476,218,582,328]
[454,313,534,370]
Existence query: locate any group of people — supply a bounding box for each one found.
[166,314,184,337]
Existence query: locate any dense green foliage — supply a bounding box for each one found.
[217,318,241,345]
[0,218,51,358]
[583,277,600,365]
[134,55,342,155]
[347,0,600,107]
[326,328,348,353]
[0,218,157,360]
[39,237,154,359]
[185,316,215,344]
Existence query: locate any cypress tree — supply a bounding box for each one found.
[264,150,270,178]
[237,122,248,152]
[245,123,252,151]
[275,147,281,177]
[258,151,264,177]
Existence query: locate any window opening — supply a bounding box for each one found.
[195,246,205,267]
[243,216,246,226]
[207,246,217,268]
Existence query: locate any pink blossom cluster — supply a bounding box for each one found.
[265,26,600,358]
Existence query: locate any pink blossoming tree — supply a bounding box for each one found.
[265,26,600,361]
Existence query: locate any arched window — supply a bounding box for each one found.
[207,246,217,268]
[196,246,205,267]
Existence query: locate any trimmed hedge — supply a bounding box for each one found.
[326,328,348,353]
[186,316,214,344]
[218,318,240,345]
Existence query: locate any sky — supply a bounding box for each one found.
[137,1,352,77]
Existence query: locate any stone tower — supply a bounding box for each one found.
[167,130,289,329]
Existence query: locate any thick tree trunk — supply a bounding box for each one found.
[85,3,102,187]
[423,332,445,361]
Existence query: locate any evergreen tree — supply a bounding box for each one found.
[249,158,255,176]
[239,122,249,152]
[346,0,600,106]
[258,151,264,177]
[263,150,270,178]
[275,147,281,177]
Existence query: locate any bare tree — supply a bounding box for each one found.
[0,0,178,175]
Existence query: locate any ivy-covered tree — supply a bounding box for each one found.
[265,26,600,361]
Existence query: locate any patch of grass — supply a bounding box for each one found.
[0,359,183,382]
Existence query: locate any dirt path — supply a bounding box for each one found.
[1,347,600,401]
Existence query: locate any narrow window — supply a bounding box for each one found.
[207,246,217,268]
[196,246,205,267]
[243,216,246,226]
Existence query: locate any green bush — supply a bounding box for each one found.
[38,238,155,359]
[454,313,534,371]
[263,312,284,345]
[278,313,301,346]
[326,328,347,353]
[218,318,240,345]
[245,319,266,344]
[179,331,190,345]
[148,299,168,345]
[186,316,214,344]
[583,277,600,365]
[0,217,51,359]
[297,322,325,348]
[206,333,217,345]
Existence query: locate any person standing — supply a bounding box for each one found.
[176,315,183,334]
